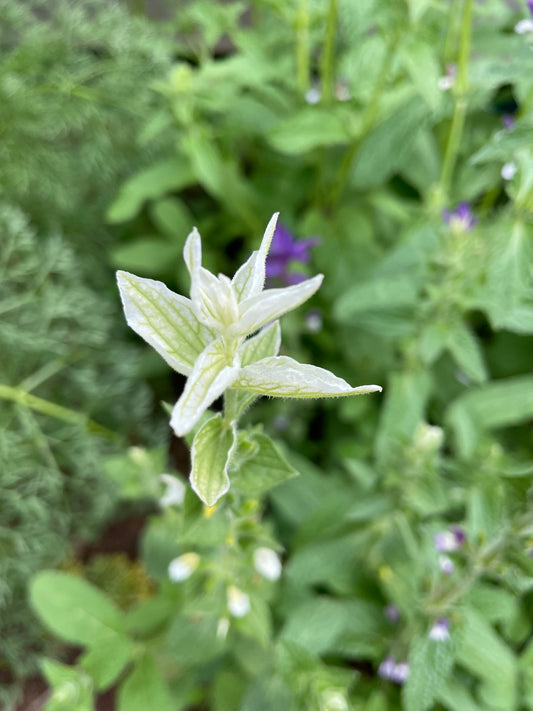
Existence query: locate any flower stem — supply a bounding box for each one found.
[0,384,118,439]
[320,0,337,104]
[438,0,473,203]
[296,0,311,93]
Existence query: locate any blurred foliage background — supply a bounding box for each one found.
[1,0,533,709]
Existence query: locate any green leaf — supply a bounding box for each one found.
[80,635,132,691]
[455,609,517,710]
[375,370,432,467]
[446,375,533,457]
[41,659,93,711]
[401,40,442,110]
[446,318,488,384]
[30,571,125,647]
[106,159,195,223]
[267,107,352,155]
[230,432,298,496]
[110,237,179,275]
[351,96,429,188]
[403,634,455,711]
[334,274,419,319]
[190,413,237,505]
[117,653,174,711]
[166,614,224,666]
[149,197,193,241]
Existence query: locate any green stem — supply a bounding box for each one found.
[296,0,311,93]
[438,0,473,203]
[326,33,397,206]
[0,384,118,440]
[320,0,337,104]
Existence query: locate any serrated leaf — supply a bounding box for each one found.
[30,572,125,646]
[403,634,455,711]
[455,609,517,710]
[233,356,382,398]
[106,159,195,223]
[446,318,488,383]
[117,270,213,377]
[117,653,173,711]
[189,413,237,505]
[231,432,298,496]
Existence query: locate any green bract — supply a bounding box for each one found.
[117,213,381,503]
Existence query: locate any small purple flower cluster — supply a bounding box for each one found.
[442,203,477,232]
[265,222,320,286]
[378,656,409,684]
[435,525,466,575]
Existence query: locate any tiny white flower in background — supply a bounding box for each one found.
[159,473,186,507]
[414,422,444,452]
[253,547,282,581]
[439,554,455,575]
[305,308,323,333]
[501,161,517,180]
[227,586,250,617]
[437,63,457,91]
[378,656,396,680]
[216,617,230,640]
[429,617,450,642]
[515,18,533,33]
[128,446,149,465]
[320,689,349,711]
[305,86,321,104]
[168,552,200,582]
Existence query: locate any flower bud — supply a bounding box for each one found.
[253,547,282,581]
[168,552,200,582]
[227,586,250,617]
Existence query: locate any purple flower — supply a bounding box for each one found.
[501,114,516,130]
[265,222,320,286]
[528,0,533,17]
[434,526,466,552]
[442,203,477,232]
[384,604,401,624]
[378,656,409,684]
[429,617,450,642]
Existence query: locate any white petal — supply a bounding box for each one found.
[233,356,382,398]
[170,338,240,436]
[232,212,279,301]
[117,270,213,376]
[195,270,239,332]
[184,227,202,278]
[235,274,323,337]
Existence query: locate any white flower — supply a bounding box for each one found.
[305,86,321,104]
[117,213,381,438]
[168,552,200,582]
[501,161,517,180]
[253,547,282,581]
[159,473,186,507]
[429,618,450,642]
[390,662,410,684]
[227,586,250,617]
[515,18,533,34]
[414,423,444,452]
[439,555,455,575]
